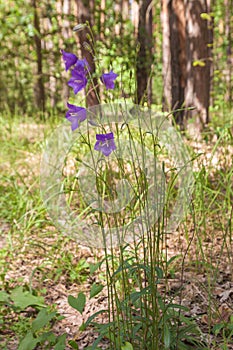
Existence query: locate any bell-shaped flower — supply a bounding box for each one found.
[61,50,78,71]
[65,103,86,131]
[94,132,116,156]
[100,70,118,90]
[68,68,88,94]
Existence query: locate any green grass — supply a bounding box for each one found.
[0,110,233,349]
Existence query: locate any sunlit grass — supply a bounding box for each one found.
[0,109,233,349]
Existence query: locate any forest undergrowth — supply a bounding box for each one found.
[0,111,232,350]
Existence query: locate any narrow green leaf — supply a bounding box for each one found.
[83,309,108,329]
[164,324,171,349]
[68,292,86,314]
[166,303,189,311]
[155,266,163,278]
[90,283,104,298]
[166,255,181,267]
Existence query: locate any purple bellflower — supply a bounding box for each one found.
[75,58,90,74]
[100,70,118,90]
[94,132,116,157]
[66,103,87,131]
[68,68,88,94]
[61,50,78,71]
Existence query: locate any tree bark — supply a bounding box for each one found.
[162,0,213,132]
[169,0,186,126]
[32,0,45,112]
[136,0,153,105]
[184,0,213,130]
[76,0,99,107]
[161,0,172,110]
[224,0,233,105]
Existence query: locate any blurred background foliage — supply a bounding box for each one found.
[0,0,232,123]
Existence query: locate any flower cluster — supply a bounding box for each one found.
[61,50,118,156]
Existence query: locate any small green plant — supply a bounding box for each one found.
[67,253,206,350]
[212,315,233,350]
[0,286,66,350]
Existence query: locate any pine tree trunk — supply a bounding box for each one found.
[32,0,45,112]
[161,0,172,110]
[169,0,186,126]
[184,0,213,131]
[162,0,212,133]
[136,0,153,105]
[224,0,233,105]
[162,0,189,127]
[76,0,99,107]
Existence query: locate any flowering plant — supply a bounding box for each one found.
[61,49,118,157]
[40,23,197,349]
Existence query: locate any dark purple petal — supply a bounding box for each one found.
[96,132,114,141]
[68,69,87,94]
[61,50,78,71]
[66,104,86,131]
[100,70,118,90]
[75,58,90,74]
[94,132,116,156]
[94,140,102,151]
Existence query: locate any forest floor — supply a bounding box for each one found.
[0,116,233,350]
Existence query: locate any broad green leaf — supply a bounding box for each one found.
[68,292,86,314]
[0,291,10,303]
[10,286,45,310]
[90,283,104,298]
[40,331,56,343]
[121,342,134,350]
[68,340,79,349]
[211,322,222,335]
[89,262,101,275]
[32,308,57,331]
[18,332,40,350]
[54,334,67,350]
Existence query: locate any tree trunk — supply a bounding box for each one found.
[146,3,153,105]
[224,0,233,105]
[184,0,213,131]
[169,0,186,126]
[32,0,45,112]
[136,0,153,105]
[162,0,213,132]
[76,0,99,107]
[161,0,172,110]
[131,0,139,36]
